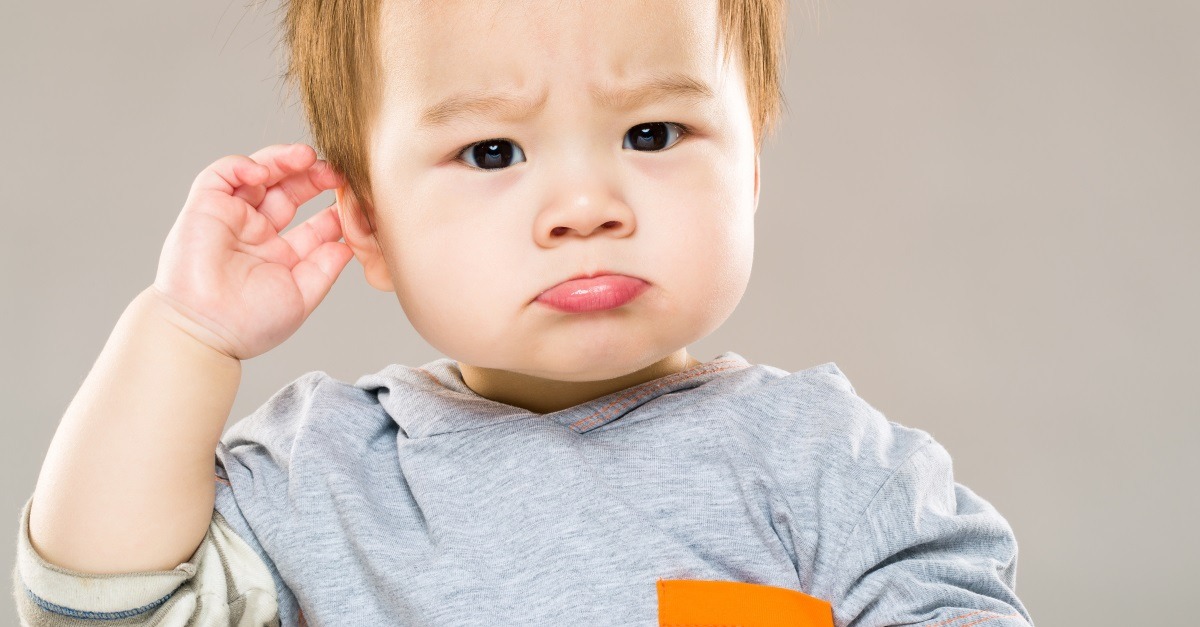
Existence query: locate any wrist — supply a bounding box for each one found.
[135,285,244,364]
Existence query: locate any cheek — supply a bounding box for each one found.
[638,155,755,312]
[388,213,522,343]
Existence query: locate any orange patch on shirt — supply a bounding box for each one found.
[657,579,833,627]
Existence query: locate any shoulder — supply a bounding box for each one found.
[221,370,385,450]
[215,369,397,506]
[221,371,330,441]
[728,361,939,536]
[729,361,934,477]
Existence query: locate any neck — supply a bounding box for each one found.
[458,349,702,414]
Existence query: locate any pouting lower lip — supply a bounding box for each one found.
[535,275,649,313]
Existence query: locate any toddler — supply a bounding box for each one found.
[12,0,1034,625]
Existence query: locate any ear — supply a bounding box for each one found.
[753,154,761,214]
[335,186,395,292]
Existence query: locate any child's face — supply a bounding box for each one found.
[340,0,759,383]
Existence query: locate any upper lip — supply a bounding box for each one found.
[534,270,647,301]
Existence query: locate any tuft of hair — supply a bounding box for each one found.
[269,0,788,217]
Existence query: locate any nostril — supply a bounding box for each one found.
[552,226,567,236]
[601,221,618,229]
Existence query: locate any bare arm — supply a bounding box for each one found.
[24,143,350,578]
[28,286,241,574]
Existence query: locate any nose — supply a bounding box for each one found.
[533,152,636,246]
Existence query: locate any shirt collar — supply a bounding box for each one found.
[355,352,754,438]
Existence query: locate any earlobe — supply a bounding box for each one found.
[335,186,395,293]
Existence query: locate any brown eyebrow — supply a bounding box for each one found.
[417,71,716,130]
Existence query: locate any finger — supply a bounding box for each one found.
[292,237,355,316]
[223,143,310,210]
[232,181,268,209]
[189,154,270,199]
[233,143,314,222]
[255,159,346,234]
[246,143,318,190]
[281,203,344,263]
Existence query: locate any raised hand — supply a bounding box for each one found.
[150,143,354,360]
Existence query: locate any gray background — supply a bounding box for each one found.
[2,1,1196,624]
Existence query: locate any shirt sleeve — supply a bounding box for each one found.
[11,493,280,626]
[827,440,1035,627]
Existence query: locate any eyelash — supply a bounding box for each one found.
[453,121,693,171]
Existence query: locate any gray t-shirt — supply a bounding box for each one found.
[13,352,1034,626]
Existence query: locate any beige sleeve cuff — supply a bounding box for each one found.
[12,494,279,626]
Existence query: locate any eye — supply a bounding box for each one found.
[457,138,526,171]
[454,122,691,172]
[623,122,690,152]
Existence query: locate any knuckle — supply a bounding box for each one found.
[280,181,303,208]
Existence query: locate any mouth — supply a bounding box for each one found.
[533,270,651,313]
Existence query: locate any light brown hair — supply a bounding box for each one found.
[272,0,788,219]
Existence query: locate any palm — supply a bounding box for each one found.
[178,193,310,353]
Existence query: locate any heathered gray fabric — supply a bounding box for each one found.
[206,350,1033,626]
[13,497,280,626]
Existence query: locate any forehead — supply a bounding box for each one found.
[377,0,726,118]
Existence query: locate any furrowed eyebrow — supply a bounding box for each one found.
[417,71,716,131]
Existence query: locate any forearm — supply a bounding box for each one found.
[28,286,242,574]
